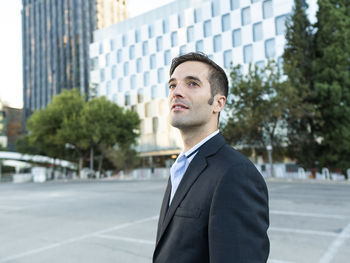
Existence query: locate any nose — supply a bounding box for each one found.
[170,81,185,99]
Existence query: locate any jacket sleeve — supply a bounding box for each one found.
[208,163,270,262]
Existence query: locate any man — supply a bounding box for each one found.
[153,52,269,263]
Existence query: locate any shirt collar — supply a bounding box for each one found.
[184,130,220,158]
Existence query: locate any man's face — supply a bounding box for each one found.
[168,61,216,131]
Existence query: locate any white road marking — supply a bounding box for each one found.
[96,234,155,245]
[269,227,349,237]
[270,210,348,219]
[0,215,158,262]
[318,222,350,263]
[268,259,296,263]
[268,185,293,191]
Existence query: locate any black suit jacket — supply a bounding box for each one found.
[153,133,269,263]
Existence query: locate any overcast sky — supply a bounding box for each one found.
[0,0,316,109]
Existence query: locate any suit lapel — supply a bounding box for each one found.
[155,133,227,248]
[156,177,171,241]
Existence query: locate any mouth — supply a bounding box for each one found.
[171,103,189,111]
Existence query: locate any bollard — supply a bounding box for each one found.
[347,168,350,181]
[298,167,306,179]
[322,168,330,180]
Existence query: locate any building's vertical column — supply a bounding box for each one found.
[21,0,29,131]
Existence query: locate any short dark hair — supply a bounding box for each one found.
[169,52,228,104]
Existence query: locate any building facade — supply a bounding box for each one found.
[89,0,295,164]
[21,0,128,129]
[0,100,8,148]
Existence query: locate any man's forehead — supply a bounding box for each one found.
[170,61,210,79]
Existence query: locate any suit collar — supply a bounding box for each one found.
[155,133,226,247]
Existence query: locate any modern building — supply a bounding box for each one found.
[21,0,128,129]
[89,0,296,166]
[3,106,22,152]
[0,100,8,149]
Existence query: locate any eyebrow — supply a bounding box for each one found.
[168,75,203,85]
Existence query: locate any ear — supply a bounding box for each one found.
[213,94,226,114]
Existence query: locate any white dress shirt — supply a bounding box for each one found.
[169,130,219,205]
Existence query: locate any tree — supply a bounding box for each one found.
[23,90,140,175]
[282,0,320,168]
[312,0,350,170]
[222,61,298,168]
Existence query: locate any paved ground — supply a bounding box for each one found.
[0,178,349,263]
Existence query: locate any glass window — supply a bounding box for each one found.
[123,62,129,76]
[110,39,115,50]
[125,92,130,106]
[164,50,171,65]
[129,45,135,59]
[253,22,263,42]
[165,82,169,97]
[241,7,251,26]
[162,19,169,34]
[122,34,127,47]
[113,94,118,103]
[105,53,110,66]
[231,0,240,10]
[151,85,157,99]
[187,26,194,42]
[156,36,163,52]
[263,0,273,19]
[243,44,253,63]
[256,60,265,72]
[223,50,232,68]
[130,75,137,89]
[100,69,105,82]
[265,38,275,58]
[144,71,150,86]
[213,35,222,52]
[277,56,283,71]
[251,0,261,3]
[106,81,111,95]
[171,31,178,47]
[203,20,212,37]
[112,65,117,79]
[142,41,149,56]
[194,8,202,23]
[118,78,123,92]
[157,68,164,83]
[135,29,141,43]
[275,15,287,35]
[117,49,122,63]
[99,43,103,54]
[148,25,154,38]
[178,13,184,28]
[222,14,230,32]
[211,1,220,17]
[195,40,204,52]
[180,45,186,55]
[152,117,159,133]
[232,29,242,47]
[137,89,144,103]
[150,54,156,69]
[136,58,143,73]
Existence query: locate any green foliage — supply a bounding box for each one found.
[312,0,350,170]
[282,0,320,168]
[23,90,141,171]
[223,61,297,160]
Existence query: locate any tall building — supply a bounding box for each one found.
[0,100,8,148]
[90,0,312,166]
[21,0,128,129]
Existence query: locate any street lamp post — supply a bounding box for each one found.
[266,144,274,177]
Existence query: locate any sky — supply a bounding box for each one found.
[0,0,316,109]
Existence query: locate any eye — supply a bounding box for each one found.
[188,81,198,87]
[169,83,176,90]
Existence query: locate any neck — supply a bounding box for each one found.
[180,124,218,152]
